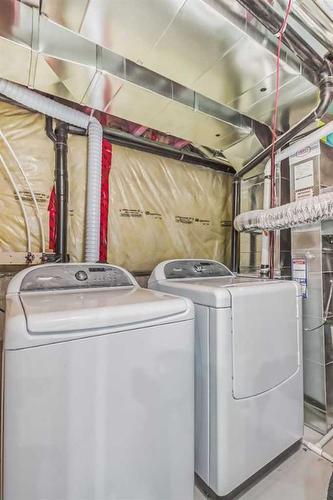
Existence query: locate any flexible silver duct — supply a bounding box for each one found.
[234,192,333,232]
[0,79,103,262]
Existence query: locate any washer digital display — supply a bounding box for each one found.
[20,265,134,291]
[164,260,233,279]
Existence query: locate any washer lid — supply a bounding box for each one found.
[150,276,283,308]
[148,259,280,307]
[20,287,191,335]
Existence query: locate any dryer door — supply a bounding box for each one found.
[230,283,300,399]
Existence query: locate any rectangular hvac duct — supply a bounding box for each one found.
[0,0,319,167]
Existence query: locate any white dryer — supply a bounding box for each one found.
[2,263,194,500]
[149,259,303,498]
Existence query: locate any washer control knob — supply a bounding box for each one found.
[193,264,203,273]
[75,270,88,281]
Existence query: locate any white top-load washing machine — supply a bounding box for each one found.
[149,259,303,498]
[2,263,194,500]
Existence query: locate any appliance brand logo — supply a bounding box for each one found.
[296,146,311,157]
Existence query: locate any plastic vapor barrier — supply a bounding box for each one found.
[0,102,232,271]
[0,103,54,252]
[106,147,232,272]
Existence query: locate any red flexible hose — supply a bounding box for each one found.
[99,139,112,263]
[270,0,293,277]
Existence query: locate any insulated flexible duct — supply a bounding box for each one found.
[0,79,103,262]
[234,192,333,232]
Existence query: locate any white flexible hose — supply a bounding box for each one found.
[0,151,31,252]
[234,192,333,232]
[0,129,45,252]
[0,79,103,262]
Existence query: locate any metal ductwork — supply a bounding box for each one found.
[230,0,333,272]
[235,0,325,75]
[0,0,319,168]
[275,0,333,54]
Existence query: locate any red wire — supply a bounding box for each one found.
[269,0,293,277]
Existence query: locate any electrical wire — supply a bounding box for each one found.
[271,0,294,174]
[0,150,31,252]
[304,280,333,333]
[0,129,45,253]
[305,320,329,333]
[269,0,294,278]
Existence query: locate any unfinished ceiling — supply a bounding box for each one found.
[0,0,321,168]
[274,0,333,53]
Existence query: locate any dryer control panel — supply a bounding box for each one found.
[164,260,233,279]
[20,264,135,291]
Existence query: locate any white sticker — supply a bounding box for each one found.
[294,160,314,191]
[292,257,308,299]
[295,187,314,201]
[290,141,320,165]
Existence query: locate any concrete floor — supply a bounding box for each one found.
[194,427,333,500]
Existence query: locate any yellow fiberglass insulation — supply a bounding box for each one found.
[0,101,232,272]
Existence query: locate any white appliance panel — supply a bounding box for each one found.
[149,259,303,498]
[20,288,188,334]
[209,307,303,496]
[3,321,194,500]
[194,304,210,484]
[230,282,299,399]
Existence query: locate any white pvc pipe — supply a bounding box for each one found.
[303,440,333,463]
[303,425,333,464]
[261,162,272,272]
[317,426,333,449]
[0,79,103,262]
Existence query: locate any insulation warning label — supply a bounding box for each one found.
[15,191,49,204]
[175,216,210,226]
[175,216,194,224]
[119,209,143,218]
[292,257,308,299]
[119,208,162,219]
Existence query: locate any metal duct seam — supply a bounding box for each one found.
[235,0,324,74]
[278,0,333,54]
[0,78,102,262]
[233,192,333,232]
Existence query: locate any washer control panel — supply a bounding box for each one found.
[20,264,134,291]
[164,260,233,279]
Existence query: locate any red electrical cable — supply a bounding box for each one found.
[269,0,293,277]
